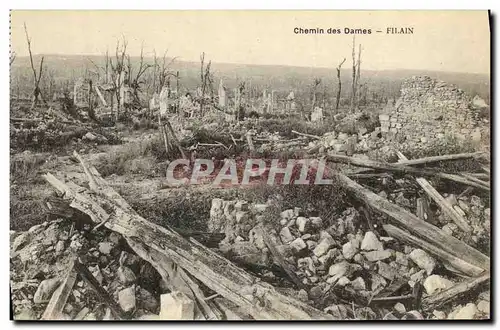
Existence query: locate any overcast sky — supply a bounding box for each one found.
[10,10,490,74]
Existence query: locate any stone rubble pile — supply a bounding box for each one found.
[209,198,490,320]
[10,219,169,320]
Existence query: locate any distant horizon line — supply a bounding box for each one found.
[11,53,490,76]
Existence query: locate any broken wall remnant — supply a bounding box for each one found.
[380,76,489,146]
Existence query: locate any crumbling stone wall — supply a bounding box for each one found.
[380,76,488,146]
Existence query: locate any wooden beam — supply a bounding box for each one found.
[327,154,489,191]
[41,260,77,320]
[421,272,490,311]
[383,224,484,277]
[329,170,489,273]
[397,151,471,233]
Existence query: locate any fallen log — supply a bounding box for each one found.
[328,154,489,191]
[383,224,484,276]
[41,260,77,320]
[421,272,490,311]
[327,170,489,274]
[397,151,471,233]
[43,153,334,320]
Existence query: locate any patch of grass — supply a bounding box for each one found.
[95,137,165,177]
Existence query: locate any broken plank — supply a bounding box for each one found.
[397,151,471,232]
[41,260,77,320]
[327,154,489,190]
[421,272,490,311]
[383,224,484,277]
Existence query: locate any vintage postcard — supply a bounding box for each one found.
[9,10,490,321]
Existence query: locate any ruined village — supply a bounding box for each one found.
[9,21,491,321]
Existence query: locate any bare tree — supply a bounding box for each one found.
[355,44,362,104]
[152,50,177,94]
[24,23,46,110]
[335,58,346,111]
[108,37,128,120]
[127,43,153,107]
[350,36,363,110]
[350,36,357,110]
[198,52,213,116]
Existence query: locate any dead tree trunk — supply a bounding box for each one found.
[350,35,357,110]
[355,44,362,105]
[24,23,45,111]
[335,58,346,111]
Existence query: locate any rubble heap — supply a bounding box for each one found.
[10,220,163,320]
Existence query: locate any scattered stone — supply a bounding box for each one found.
[395,251,409,266]
[477,300,489,314]
[433,310,446,319]
[377,262,396,281]
[409,249,436,275]
[363,250,392,262]
[290,238,307,254]
[118,286,136,313]
[351,277,366,290]
[280,209,295,220]
[451,303,477,320]
[297,289,308,302]
[306,240,317,250]
[279,227,294,244]
[423,275,455,295]
[394,302,406,314]
[33,278,61,304]
[117,266,137,285]
[313,233,336,257]
[318,248,338,267]
[361,232,383,251]
[335,277,349,287]
[12,232,30,251]
[342,241,359,260]
[328,261,349,283]
[371,273,387,292]
[54,240,65,254]
[402,310,424,320]
[296,217,309,233]
[308,286,323,301]
[309,217,323,228]
[15,308,37,320]
[98,242,113,255]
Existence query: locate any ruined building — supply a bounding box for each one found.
[380,76,489,146]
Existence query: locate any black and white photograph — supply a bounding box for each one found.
[9,10,491,321]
